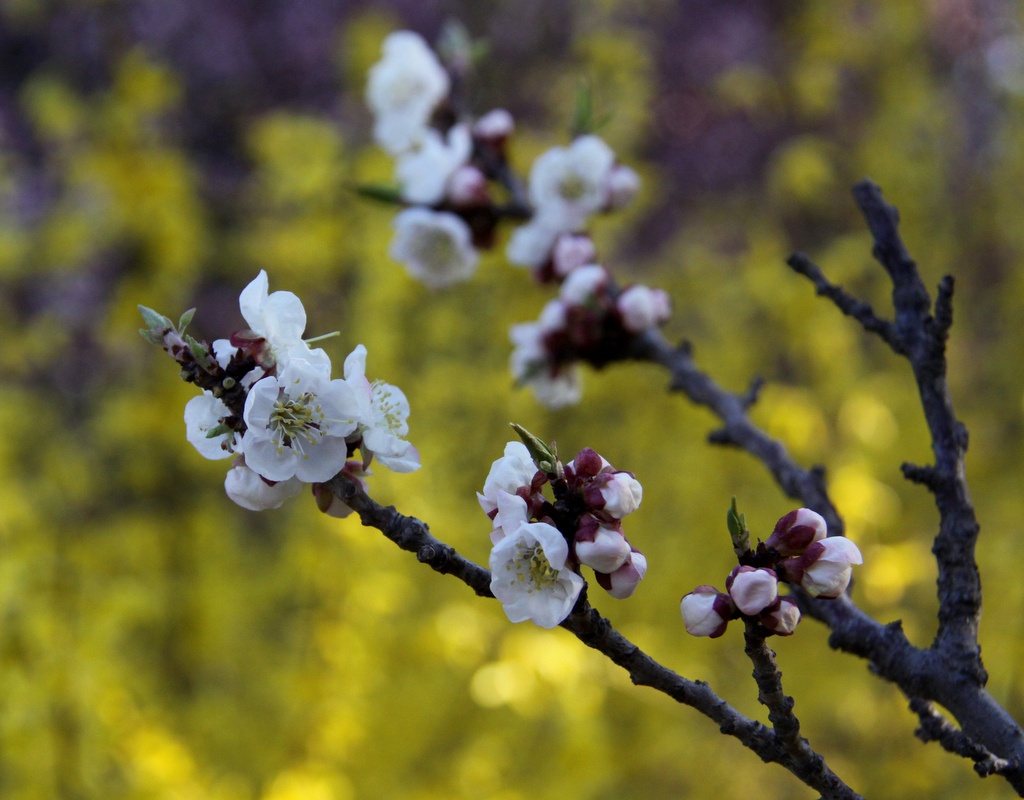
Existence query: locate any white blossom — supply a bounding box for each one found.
[590,472,643,519]
[238,270,331,372]
[680,585,732,637]
[574,515,631,573]
[473,108,514,141]
[366,30,450,154]
[343,345,420,472]
[559,264,608,305]
[240,359,360,483]
[224,458,304,511]
[760,597,801,636]
[509,319,582,409]
[798,537,863,598]
[184,392,238,460]
[551,233,597,279]
[528,135,616,231]
[727,566,779,616]
[389,208,478,288]
[765,507,828,556]
[596,549,647,599]
[506,218,562,269]
[605,164,641,210]
[615,285,672,333]
[489,521,585,628]
[395,124,472,205]
[477,441,539,517]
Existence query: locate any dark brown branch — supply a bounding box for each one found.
[910,698,1019,779]
[786,252,904,353]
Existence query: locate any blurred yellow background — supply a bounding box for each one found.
[2,1,1024,797]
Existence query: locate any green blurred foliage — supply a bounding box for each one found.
[2,1,1024,798]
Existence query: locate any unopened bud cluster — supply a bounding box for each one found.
[480,436,647,628]
[140,271,418,514]
[510,265,672,408]
[681,508,862,638]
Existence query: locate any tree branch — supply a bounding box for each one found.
[328,475,862,798]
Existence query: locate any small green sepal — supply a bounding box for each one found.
[178,308,196,334]
[353,183,405,205]
[728,497,751,558]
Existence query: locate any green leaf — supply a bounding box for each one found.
[570,81,594,138]
[178,308,196,334]
[353,183,405,205]
[138,304,172,332]
[185,334,215,372]
[728,497,751,557]
[510,422,557,472]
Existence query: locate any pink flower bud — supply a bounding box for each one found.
[447,164,490,207]
[559,264,609,305]
[765,508,827,556]
[574,514,631,573]
[595,548,647,599]
[473,108,514,141]
[569,447,610,480]
[759,597,801,636]
[726,566,779,616]
[551,234,597,279]
[584,471,642,519]
[680,585,734,637]
[792,537,863,598]
[615,285,672,333]
[604,164,640,210]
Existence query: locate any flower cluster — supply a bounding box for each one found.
[507,136,639,279]
[141,271,419,514]
[480,435,646,628]
[364,30,639,291]
[680,508,863,638]
[510,265,672,408]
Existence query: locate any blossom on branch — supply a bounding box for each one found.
[389,208,478,288]
[184,391,239,460]
[236,270,331,372]
[343,345,420,472]
[366,30,450,154]
[224,457,304,511]
[240,359,360,483]
[395,124,472,205]
[489,520,585,629]
[681,585,734,638]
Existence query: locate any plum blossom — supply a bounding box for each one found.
[224,457,304,511]
[390,208,478,288]
[506,218,563,270]
[184,391,239,460]
[760,597,801,636]
[343,345,420,472]
[615,285,672,333]
[240,359,360,483]
[786,537,864,598]
[584,471,643,519]
[366,31,450,154]
[605,164,641,210]
[680,585,734,637]
[726,566,779,616]
[594,550,647,599]
[529,135,616,231]
[574,514,631,573]
[395,124,472,205]
[765,508,828,556]
[237,270,331,372]
[489,520,585,628]
[551,233,597,279]
[477,441,541,518]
